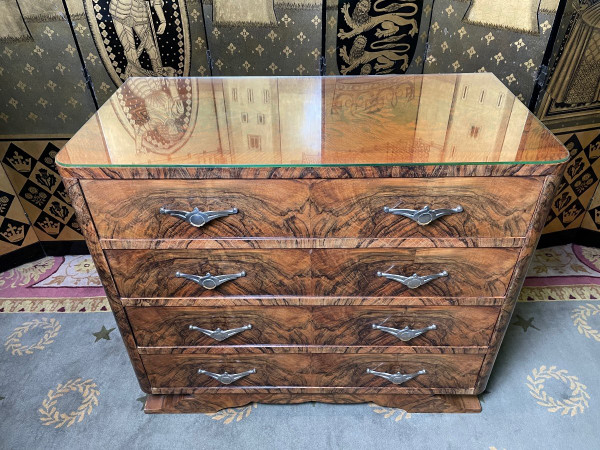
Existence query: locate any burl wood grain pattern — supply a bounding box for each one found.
[107,248,518,298]
[311,248,518,297]
[60,178,152,393]
[138,346,488,355]
[82,179,311,240]
[84,177,540,241]
[142,353,484,391]
[107,248,311,298]
[475,170,565,393]
[100,236,526,250]
[59,163,560,181]
[122,296,504,307]
[310,178,542,239]
[127,305,498,348]
[145,393,481,414]
[56,73,570,414]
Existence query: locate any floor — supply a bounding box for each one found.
[0,246,599,449]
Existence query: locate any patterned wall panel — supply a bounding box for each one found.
[0,140,83,242]
[0,0,97,138]
[324,0,433,75]
[537,0,600,130]
[544,127,600,234]
[64,0,211,106]
[1,0,599,248]
[201,0,323,76]
[536,1,600,242]
[423,0,560,104]
[581,181,600,233]
[0,164,39,256]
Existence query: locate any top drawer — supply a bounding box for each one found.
[82,177,542,241]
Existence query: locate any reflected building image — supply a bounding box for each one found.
[416,75,530,163]
[219,78,322,165]
[58,74,550,168]
[221,78,282,163]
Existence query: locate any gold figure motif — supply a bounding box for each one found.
[339,34,411,74]
[337,0,419,75]
[338,0,418,40]
[109,0,174,77]
[111,77,197,155]
[84,0,190,85]
[126,78,184,153]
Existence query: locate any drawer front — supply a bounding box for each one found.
[311,177,542,239]
[312,248,519,297]
[142,353,484,389]
[82,179,311,240]
[83,177,541,240]
[108,248,518,298]
[127,305,499,347]
[107,249,311,297]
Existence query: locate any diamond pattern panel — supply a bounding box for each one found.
[0,141,83,242]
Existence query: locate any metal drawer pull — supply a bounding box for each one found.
[366,368,426,385]
[377,270,448,289]
[189,324,252,342]
[159,206,238,228]
[197,368,256,385]
[176,271,246,290]
[372,324,437,342]
[383,205,463,226]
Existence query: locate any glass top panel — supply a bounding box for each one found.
[56,74,568,168]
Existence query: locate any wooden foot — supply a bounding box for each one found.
[145,393,481,414]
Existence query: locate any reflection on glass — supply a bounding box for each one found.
[58,74,568,167]
[113,78,188,154]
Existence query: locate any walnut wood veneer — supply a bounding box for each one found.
[108,248,518,298]
[144,393,483,414]
[142,353,484,392]
[127,305,499,348]
[83,177,541,240]
[57,74,569,414]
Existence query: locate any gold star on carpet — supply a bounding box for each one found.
[136,395,148,411]
[93,325,115,342]
[512,315,540,332]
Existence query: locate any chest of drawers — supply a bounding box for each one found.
[56,74,568,414]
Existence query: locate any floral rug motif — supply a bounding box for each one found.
[1,287,599,449]
[0,256,108,313]
[520,245,600,302]
[34,255,101,288]
[0,248,600,448]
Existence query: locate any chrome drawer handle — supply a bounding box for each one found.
[383,205,463,226]
[366,368,426,385]
[189,324,252,342]
[176,271,246,290]
[377,270,448,289]
[372,324,437,342]
[160,206,238,227]
[197,368,256,385]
